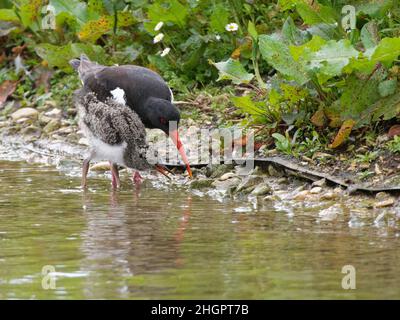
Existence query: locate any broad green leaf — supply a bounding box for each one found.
[282,16,309,45]
[289,35,326,61]
[35,43,106,71]
[346,38,400,74]
[303,39,359,83]
[210,4,229,33]
[17,0,43,31]
[378,79,397,97]
[360,21,379,49]
[231,95,265,115]
[49,0,89,26]
[147,0,188,29]
[371,38,400,66]
[356,0,394,18]
[212,58,254,85]
[306,23,338,40]
[0,9,19,22]
[327,66,388,128]
[259,34,310,85]
[247,21,258,40]
[296,3,337,25]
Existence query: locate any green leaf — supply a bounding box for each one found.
[247,21,258,40]
[296,3,337,25]
[360,21,380,49]
[210,4,229,33]
[0,9,19,22]
[147,0,188,29]
[371,37,400,66]
[259,34,310,85]
[35,43,106,71]
[49,0,89,26]
[378,79,397,97]
[212,58,254,85]
[303,39,359,83]
[289,35,326,61]
[282,16,309,45]
[231,95,264,115]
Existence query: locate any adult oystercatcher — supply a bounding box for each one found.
[69,55,192,178]
[74,89,169,188]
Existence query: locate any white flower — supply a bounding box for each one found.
[160,47,171,57]
[153,33,164,44]
[225,23,239,32]
[215,34,221,41]
[154,21,164,31]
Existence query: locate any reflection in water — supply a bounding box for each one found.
[0,160,400,299]
[79,189,192,298]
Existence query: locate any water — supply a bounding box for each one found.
[0,160,399,299]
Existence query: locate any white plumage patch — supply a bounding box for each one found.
[169,87,174,103]
[90,137,127,166]
[110,87,126,104]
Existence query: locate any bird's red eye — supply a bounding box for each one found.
[159,117,167,125]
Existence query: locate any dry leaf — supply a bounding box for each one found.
[0,80,17,108]
[388,124,400,137]
[328,119,355,148]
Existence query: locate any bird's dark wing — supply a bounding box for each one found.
[83,66,172,108]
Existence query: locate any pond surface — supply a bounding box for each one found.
[0,159,399,299]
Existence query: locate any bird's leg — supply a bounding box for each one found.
[133,171,143,185]
[110,162,120,189]
[82,157,91,188]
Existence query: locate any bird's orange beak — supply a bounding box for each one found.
[169,129,193,178]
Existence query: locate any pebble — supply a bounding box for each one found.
[310,186,323,194]
[236,175,264,193]
[312,178,326,187]
[45,108,62,118]
[251,184,272,196]
[319,192,337,200]
[267,165,282,177]
[90,162,111,171]
[219,172,237,181]
[43,119,61,133]
[292,190,310,200]
[11,108,38,121]
[374,198,395,208]
[78,138,89,146]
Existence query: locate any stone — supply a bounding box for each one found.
[236,175,264,193]
[219,172,237,181]
[205,164,233,179]
[212,177,241,192]
[267,165,282,177]
[310,186,322,194]
[38,113,53,126]
[190,178,214,189]
[90,162,111,172]
[319,192,337,200]
[43,119,61,133]
[318,204,342,221]
[11,108,38,121]
[45,108,62,118]
[20,125,41,138]
[292,190,310,200]
[374,198,395,208]
[251,184,272,196]
[78,137,89,146]
[312,178,326,187]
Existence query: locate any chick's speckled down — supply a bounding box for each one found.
[74,89,151,170]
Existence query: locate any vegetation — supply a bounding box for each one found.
[1,0,400,155]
